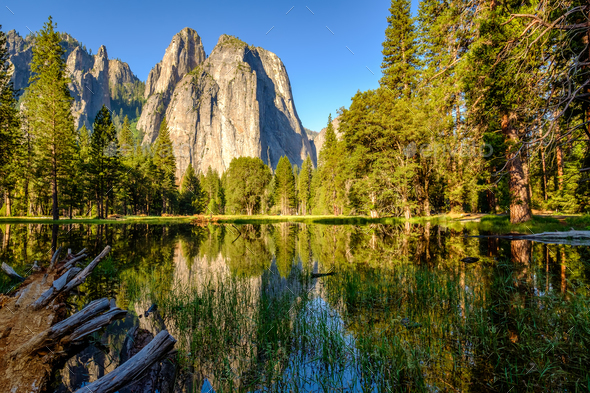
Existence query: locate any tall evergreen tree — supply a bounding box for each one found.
[153,117,177,213]
[24,17,76,220]
[118,115,134,158]
[0,25,20,170]
[180,163,205,214]
[0,26,21,216]
[381,0,420,98]
[274,156,296,215]
[463,0,534,223]
[298,156,313,215]
[315,114,346,215]
[89,105,119,218]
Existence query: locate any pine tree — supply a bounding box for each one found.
[0,26,21,216]
[463,0,533,223]
[89,105,119,218]
[153,117,176,214]
[274,156,296,215]
[316,114,346,215]
[298,156,313,215]
[0,25,20,170]
[24,17,77,220]
[381,0,420,98]
[116,116,136,215]
[119,115,134,158]
[180,163,205,214]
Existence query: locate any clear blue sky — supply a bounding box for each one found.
[2,0,419,131]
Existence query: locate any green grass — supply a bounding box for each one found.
[0,215,195,225]
[2,213,589,234]
[124,254,590,392]
[467,215,572,234]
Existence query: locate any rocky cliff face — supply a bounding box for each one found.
[109,59,138,86]
[67,45,111,128]
[138,27,206,143]
[6,30,138,129]
[6,30,84,93]
[152,33,316,178]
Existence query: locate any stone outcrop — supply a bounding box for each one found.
[109,59,139,86]
[155,33,316,178]
[6,30,83,94]
[6,30,138,129]
[138,27,206,144]
[312,115,342,160]
[67,45,111,128]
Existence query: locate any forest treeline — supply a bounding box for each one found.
[2,0,590,222]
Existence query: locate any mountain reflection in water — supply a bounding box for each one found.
[0,222,588,392]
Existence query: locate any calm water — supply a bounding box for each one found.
[1,222,589,392]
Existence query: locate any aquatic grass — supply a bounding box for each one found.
[4,221,589,392]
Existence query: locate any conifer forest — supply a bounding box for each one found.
[0,0,588,224]
[3,2,590,392]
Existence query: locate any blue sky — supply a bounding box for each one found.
[2,0,419,131]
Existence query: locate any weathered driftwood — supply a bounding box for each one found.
[57,253,87,273]
[471,230,590,244]
[48,246,62,271]
[31,246,111,310]
[72,248,86,258]
[0,244,168,393]
[65,307,127,344]
[72,330,177,393]
[1,245,179,393]
[73,247,87,257]
[1,262,24,281]
[11,298,116,358]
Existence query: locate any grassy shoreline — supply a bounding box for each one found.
[0,213,588,233]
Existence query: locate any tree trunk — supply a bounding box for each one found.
[4,192,10,217]
[556,140,564,191]
[541,149,548,200]
[52,161,59,220]
[423,179,430,217]
[502,113,531,223]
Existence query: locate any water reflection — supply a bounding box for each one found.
[1,222,589,392]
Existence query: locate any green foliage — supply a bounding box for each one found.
[0,26,20,172]
[152,117,177,214]
[381,0,419,97]
[109,78,145,122]
[298,156,313,215]
[202,166,224,214]
[0,26,22,216]
[314,114,347,215]
[89,105,120,218]
[273,156,296,215]
[24,17,77,220]
[179,163,206,214]
[224,157,272,215]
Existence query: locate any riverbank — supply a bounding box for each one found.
[0,213,588,233]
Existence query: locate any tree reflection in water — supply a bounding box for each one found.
[0,222,589,392]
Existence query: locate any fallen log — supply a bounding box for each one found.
[0,244,176,393]
[57,253,87,273]
[73,247,87,257]
[48,246,62,271]
[470,229,590,242]
[1,262,24,281]
[31,246,111,310]
[72,330,177,393]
